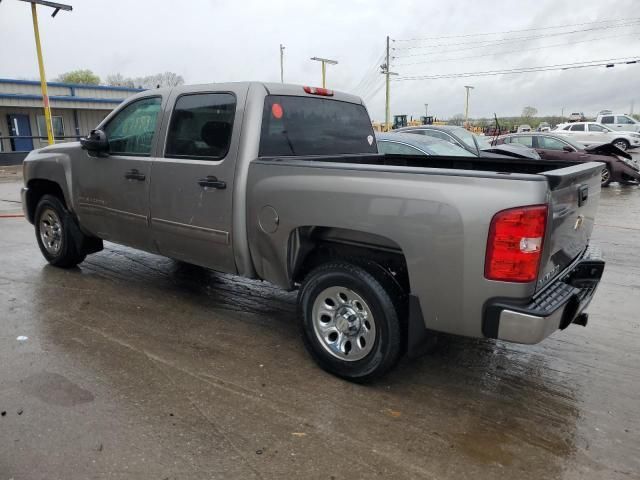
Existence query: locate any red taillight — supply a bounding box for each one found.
[485,205,548,282]
[303,86,334,96]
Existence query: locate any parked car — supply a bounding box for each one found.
[517,124,532,133]
[553,122,640,151]
[21,82,605,381]
[495,132,640,186]
[568,112,586,122]
[375,132,475,156]
[396,125,540,159]
[596,113,640,133]
[537,122,550,132]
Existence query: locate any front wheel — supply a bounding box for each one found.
[298,262,403,382]
[613,139,629,151]
[34,195,86,268]
[601,166,612,187]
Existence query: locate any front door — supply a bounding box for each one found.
[149,86,246,273]
[7,114,34,151]
[73,96,163,251]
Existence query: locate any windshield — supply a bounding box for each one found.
[556,135,584,150]
[259,95,377,156]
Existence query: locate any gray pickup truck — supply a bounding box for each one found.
[21,82,605,381]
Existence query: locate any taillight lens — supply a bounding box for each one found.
[485,205,548,282]
[303,86,334,96]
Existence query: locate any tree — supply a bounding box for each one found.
[449,113,465,126]
[105,71,185,89]
[105,73,135,88]
[521,106,538,119]
[55,69,100,85]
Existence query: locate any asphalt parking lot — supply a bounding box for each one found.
[1,162,639,479]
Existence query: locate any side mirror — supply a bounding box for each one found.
[80,129,109,156]
[563,145,573,152]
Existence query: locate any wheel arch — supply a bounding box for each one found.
[288,226,410,295]
[25,179,69,224]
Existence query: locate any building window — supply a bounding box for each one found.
[37,115,65,138]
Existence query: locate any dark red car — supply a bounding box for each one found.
[493,133,640,187]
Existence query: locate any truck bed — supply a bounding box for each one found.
[257,153,587,177]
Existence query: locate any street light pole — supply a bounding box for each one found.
[310,57,338,88]
[12,0,73,145]
[464,85,474,127]
[279,44,285,83]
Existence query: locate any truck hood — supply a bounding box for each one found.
[584,142,632,160]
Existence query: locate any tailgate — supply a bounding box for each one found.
[536,162,602,291]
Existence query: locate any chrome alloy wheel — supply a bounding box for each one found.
[39,208,63,255]
[601,167,611,185]
[311,286,376,361]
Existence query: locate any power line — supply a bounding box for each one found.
[393,32,640,66]
[392,21,640,53]
[351,51,385,92]
[393,17,640,42]
[394,57,639,81]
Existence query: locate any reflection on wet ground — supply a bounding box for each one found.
[0,183,639,479]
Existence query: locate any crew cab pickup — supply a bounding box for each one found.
[21,82,605,381]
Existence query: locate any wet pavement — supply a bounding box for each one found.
[1,171,639,479]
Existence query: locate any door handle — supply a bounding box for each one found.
[198,176,226,189]
[124,169,146,181]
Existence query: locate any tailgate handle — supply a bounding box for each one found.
[578,185,588,207]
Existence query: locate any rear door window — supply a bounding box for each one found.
[259,95,376,156]
[165,93,236,160]
[570,124,585,131]
[601,116,614,124]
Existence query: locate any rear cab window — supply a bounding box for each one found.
[259,95,377,156]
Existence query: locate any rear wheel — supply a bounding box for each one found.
[613,139,629,151]
[34,195,86,268]
[298,262,403,382]
[601,166,612,187]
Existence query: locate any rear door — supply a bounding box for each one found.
[537,162,602,290]
[149,85,248,272]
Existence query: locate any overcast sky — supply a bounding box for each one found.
[1,0,638,121]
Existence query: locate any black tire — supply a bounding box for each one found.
[34,194,86,268]
[601,165,612,187]
[613,139,629,151]
[298,261,403,382]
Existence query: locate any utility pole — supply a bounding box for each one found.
[630,100,635,115]
[279,44,285,83]
[381,35,398,131]
[9,0,73,146]
[310,57,338,88]
[464,85,474,128]
[561,106,564,122]
[424,103,428,118]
